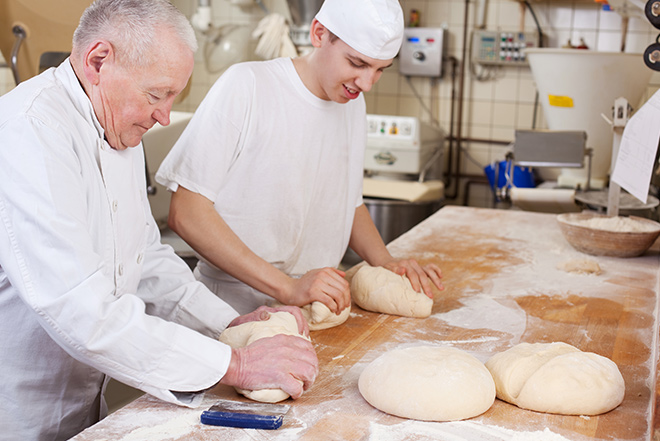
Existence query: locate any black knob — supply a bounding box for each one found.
[644,42,660,71]
[645,0,660,29]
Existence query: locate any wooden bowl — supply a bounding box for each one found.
[556,213,660,258]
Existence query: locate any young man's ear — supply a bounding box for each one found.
[309,19,326,49]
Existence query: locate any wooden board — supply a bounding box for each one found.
[71,206,660,441]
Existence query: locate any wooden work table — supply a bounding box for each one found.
[72,206,660,441]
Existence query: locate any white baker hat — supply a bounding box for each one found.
[315,0,404,60]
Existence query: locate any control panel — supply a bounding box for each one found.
[399,27,446,77]
[367,115,415,139]
[471,30,539,65]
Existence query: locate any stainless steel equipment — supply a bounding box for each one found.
[365,115,444,178]
[285,0,323,48]
[525,48,651,189]
[344,115,445,265]
[363,198,441,244]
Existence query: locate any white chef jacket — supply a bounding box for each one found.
[0,59,239,441]
[156,58,366,314]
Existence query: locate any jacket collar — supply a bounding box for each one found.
[55,58,107,142]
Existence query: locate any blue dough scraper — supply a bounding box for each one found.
[200,399,291,430]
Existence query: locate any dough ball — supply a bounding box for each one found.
[219,311,309,403]
[301,301,351,331]
[272,301,351,331]
[485,342,625,415]
[358,346,496,421]
[557,258,602,275]
[351,265,433,318]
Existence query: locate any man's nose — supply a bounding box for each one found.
[153,102,172,127]
[355,69,380,93]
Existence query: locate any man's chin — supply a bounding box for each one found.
[118,136,143,150]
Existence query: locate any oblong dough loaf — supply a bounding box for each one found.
[485,342,625,415]
[359,346,495,421]
[351,264,433,318]
[219,311,308,403]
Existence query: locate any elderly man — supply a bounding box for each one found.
[156,0,444,316]
[0,1,317,440]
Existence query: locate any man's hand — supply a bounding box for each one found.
[382,259,443,298]
[282,267,350,315]
[227,305,310,336]
[220,335,318,399]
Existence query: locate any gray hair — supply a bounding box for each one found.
[72,0,197,67]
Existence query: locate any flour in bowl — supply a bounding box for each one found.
[573,216,658,232]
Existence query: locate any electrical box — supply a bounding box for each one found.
[471,30,539,65]
[399,27,446,77]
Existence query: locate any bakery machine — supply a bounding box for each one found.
[506,0,660,216]
[525,48,651,191]
[346,114,444,263]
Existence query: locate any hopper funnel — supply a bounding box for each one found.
[526,48,652,188]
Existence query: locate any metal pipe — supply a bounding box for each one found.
[10,24,26,85]
[462,177,491,206]
[447,136,511,146]
[620,16,629,52]
[443,57,458,191]
[446,0,470,200]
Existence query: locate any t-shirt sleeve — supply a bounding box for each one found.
[156,65,254,202]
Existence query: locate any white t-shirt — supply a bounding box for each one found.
[157,58,366,313]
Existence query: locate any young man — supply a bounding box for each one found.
[156,0,443,316]
[0,1,317,439]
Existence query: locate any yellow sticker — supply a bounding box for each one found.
[548,95,574,108]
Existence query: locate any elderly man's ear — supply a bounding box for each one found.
[81,40,113,85]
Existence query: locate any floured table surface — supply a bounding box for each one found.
[71,206,660,441]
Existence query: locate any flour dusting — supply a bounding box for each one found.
[118,411,198,441]
[368,420,573,441]
[430,295,526,353]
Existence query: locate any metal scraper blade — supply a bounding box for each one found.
[200,399,291,430]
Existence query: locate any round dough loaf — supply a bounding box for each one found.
[219,311,308,403]
[358,346,496,421]
[351,264,433,318]
[485,342,625,415]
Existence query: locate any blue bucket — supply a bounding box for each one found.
[484,161,535,190]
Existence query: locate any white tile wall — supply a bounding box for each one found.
[2,0,659,208]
